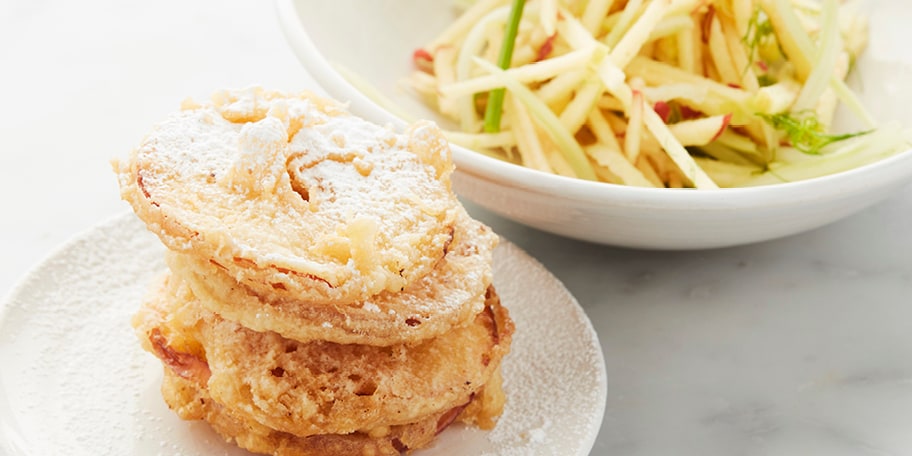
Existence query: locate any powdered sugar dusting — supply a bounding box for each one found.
[123,88,460,303]
[0,214,165,454]
[223,117,288,195]
[476,241,606,456]
[285,112,455,264]
[0,215,605,455]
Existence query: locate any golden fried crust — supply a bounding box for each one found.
[114,87,460,305]
[133,274,514,438]
[168,209,498,346]
[160,367,504,456]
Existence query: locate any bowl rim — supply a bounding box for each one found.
[275,0,912,212]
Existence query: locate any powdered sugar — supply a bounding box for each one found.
[0,215,605,455]
[475,242,606,456]
[0,214,167,455]
[223,117,289,195]
[122,88,461,304]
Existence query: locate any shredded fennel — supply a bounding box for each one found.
[396,0,909,188]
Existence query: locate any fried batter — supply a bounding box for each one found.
[168,208,497,346]
[119,87,516,456]
[160,367,503,456]
[133,273,513,439]
[114,87,460,305]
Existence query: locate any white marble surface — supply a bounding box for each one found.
[2,1,912,455]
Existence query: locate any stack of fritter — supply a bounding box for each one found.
[114,88,514,456]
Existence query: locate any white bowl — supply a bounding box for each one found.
[275,0,912,249]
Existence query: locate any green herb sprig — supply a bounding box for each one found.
[758,111,872,155]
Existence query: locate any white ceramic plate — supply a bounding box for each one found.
[0,213,606,456]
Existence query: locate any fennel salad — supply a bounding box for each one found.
[404,0,912,189]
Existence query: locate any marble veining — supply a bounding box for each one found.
[467,187,912,455]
